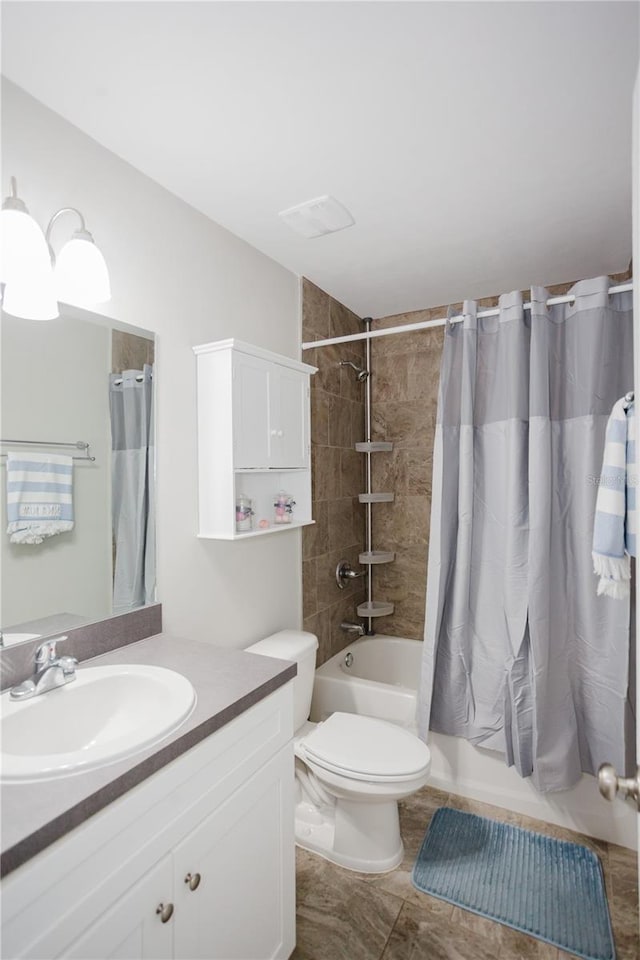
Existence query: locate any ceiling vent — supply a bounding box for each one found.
[278,195,355,239]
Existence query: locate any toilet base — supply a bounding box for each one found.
[294,797,404,874]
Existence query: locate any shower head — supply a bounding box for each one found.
[340,360,370,382]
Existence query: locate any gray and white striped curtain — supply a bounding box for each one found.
[110,364,155,614]
[418,277,634,792]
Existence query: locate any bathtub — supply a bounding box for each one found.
[309,635,421,731]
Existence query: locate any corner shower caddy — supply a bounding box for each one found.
[355,318,395,633]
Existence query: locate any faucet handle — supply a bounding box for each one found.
[35,636,68,669]
[58,656,78,677]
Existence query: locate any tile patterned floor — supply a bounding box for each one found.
[293,787,639,960]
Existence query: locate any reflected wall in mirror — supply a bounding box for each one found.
[1,306,156,647]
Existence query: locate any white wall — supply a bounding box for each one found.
[1,312,112,629]
[1,79,303,647]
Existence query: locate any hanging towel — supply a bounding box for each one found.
[6,452,74,544]
[592,396,636,598]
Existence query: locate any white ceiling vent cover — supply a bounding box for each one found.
[278,195,355,239]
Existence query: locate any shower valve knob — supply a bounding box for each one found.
[597,763,640,808]
[335,561,366,589]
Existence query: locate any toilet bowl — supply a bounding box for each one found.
[246,630,431,873]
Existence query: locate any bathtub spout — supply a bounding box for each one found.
[340,621,366,636]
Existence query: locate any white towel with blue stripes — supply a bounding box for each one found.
[592,397,636,599]
[6,452,74,544]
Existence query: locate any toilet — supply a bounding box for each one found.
[246,629,431,873]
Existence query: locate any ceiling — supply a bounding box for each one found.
[2,1,638,318]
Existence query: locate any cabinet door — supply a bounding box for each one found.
[233,355,272,468]
[63,856,173,960]
[272,368,308,468]
[173,744,295,960]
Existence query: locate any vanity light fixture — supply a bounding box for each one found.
[0,177,111,321]
[0,177,58,321]
[46,207,111,307]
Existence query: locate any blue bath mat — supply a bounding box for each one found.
[412,807,615,960]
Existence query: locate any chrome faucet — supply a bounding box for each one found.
[340,621,366,637]
[9,637,78,700]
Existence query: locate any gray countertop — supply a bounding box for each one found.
[1,633,296,877]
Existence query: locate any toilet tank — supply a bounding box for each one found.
[245,630,318,732]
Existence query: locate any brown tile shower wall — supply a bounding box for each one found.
[112,329,155,373]
[369,268,633,642]
[302,280,368,666]
[369,320,445,641]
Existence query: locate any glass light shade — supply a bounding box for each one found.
[2,269,59,321]
[54,235,111,306]
[0,207,53,286]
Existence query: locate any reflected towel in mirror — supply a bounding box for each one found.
[6,452,74,544]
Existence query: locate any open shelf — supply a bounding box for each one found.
[355,441,393,453]
[358,493,394,503]
[198,519,315,540]
[357,600,395,618]
[359,551,395,565]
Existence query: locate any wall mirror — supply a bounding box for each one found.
[0,304,156,647]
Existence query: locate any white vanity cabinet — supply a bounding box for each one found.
[193,339,316,539]
[1,684,295,960]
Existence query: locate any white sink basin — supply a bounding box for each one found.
[1,664,196,782]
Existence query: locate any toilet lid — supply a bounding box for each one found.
[299,712,431,782]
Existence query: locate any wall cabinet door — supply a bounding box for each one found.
[233,354,272,468]
[274,367,308,468]
[233,354,308,469]
[173,744,295,960]
[64,856,174,960]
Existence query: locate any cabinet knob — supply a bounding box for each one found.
[270,429,278,436]
[277,430,284,437]
[155,902,174,923]
[184,872,202,891]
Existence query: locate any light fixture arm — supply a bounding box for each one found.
[45,208,92,260]
[2,177,28,214]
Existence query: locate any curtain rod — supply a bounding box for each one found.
[301,282,634,350]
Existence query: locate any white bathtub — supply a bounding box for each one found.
[309,635,422,731]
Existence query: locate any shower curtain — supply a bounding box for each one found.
[110,364,156,614]
[418,277,635,792]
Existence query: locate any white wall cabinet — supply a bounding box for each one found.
[2,685,295,960]
[193,339,316,539]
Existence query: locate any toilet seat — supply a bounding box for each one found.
[297,712,431,783]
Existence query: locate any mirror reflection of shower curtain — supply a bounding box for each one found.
[418,277,634,793]
[109,365,156,613]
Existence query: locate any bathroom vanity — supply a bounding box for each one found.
[1,634,296,960]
